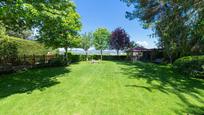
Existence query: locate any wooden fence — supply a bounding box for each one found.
[0,54,129,74]
[0,54,64,74]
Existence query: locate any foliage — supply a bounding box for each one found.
[0,1,35,35]
[93,28,110,60]
[48,48,60,55]
[93,55,127,61]
[66,54,127,62]
[80,32,93,60]
[69,35,82,48]
[129,41,138,49]
[7,29,32,39]
[0,22,6,36]
[110,27,130,55]
[0,61,203,114]
[0,20,47,59]
[122,0,204,59]
[164,40,177,63]
[0,0,82,50]
[48,57,67,67]
[0,37,18,63]
[36,1,82,50]
[173,55,204,78]
[9,37,48,56]
[81,32,93,51]
[0,23,18,63]
[67,52,80,62]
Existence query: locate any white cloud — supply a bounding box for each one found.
[136,41,149,47]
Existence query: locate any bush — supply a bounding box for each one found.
[67,53,81,63]
[0,22,47,60]
[173,55,204,78]
[0,23,18,64]
[48,58,66,66]
[9,37,48,56]
[0,37,18,64]
[45,55,66,67]
[102,55,127,60]
[66,53,128,62]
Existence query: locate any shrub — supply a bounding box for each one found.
[9,37,48,56]
[48,58,66,66]
[0,37,18,65]
[102,55,127,60]
[173,55,204,78]
[47,55,66,66]
[67,53,80,63]
[0,23,18,64]
[66,54,128,62]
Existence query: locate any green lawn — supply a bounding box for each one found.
[0,61,203,115]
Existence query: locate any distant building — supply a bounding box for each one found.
[127,47,163,62]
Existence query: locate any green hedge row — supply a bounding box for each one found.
[9,37,48,56]
[173,55,204,78]
[0,36,48,56]
[67,53,128,63]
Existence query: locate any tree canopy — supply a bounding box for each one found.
[93,28,110,60]
[129,41,139,49]
[81,32,93,60]
[0,0,82,50]
[110,27,130,55]
[122,0,204,60]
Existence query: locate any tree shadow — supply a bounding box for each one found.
[116,61,204,114]
[0,67,70,99]
[125,85,153,92]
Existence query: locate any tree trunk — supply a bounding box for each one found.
[64,47,68,62]
[169,56,173,64]
[117,50,119,56]
[100,49,103,60]
[169,55,172,64]
[86,50,88,61]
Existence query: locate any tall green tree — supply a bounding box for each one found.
[93,28,110,60]
[37,1,81,60]
[121,0,204,60]
[81,32,93,61]
[0,0,39,36]
[0,0,82,57]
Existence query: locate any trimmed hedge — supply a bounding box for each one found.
[9,37,48,56]
[66,53,128,63]
[0,37,18,61]
[173,55,204,78]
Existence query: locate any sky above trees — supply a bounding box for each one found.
[73,0,157,48]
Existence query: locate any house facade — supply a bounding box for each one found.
[127,47,163,62]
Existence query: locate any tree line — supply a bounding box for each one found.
[80,27,134,61]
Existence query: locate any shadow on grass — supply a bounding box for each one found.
[116,61,204,114]
[0,67,70,99]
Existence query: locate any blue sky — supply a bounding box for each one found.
[73,0,157,48]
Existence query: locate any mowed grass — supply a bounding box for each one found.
[0,61,203,115]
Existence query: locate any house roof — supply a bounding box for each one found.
[127,47,163,52]
[130,47,149,52]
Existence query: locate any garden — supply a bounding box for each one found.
[0,0,204,115]
[0,61,203,114]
